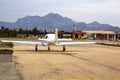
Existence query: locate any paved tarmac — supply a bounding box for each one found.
[0,62,19,80]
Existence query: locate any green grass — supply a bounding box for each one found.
[97,43,120,47]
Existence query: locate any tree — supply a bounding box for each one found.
[19,28,23,34]
[1,26,5,31]
[44,29,47,35]
[0,26,10,37]
[32,27,40,35]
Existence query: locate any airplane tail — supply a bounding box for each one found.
[55,28,58,43]
[54,28,72,43]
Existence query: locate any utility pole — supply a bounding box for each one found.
[26,26,28,37]
[50,26,51,32]
[73,24,76,31]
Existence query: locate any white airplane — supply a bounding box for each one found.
[1,28,96,51]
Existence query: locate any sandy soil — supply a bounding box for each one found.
[12,43,120,80]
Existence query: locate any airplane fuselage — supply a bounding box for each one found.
[38,34,56,45]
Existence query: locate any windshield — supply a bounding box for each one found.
[44,35,48,39]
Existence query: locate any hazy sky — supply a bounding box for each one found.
[0,0,120,26]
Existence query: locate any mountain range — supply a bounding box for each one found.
[0,13,120,32]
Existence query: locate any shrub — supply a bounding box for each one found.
[0,42,14,48]
[0,49,13,54]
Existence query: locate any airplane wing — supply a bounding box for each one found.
[1,40,48,45]
[56,42,96,46]
[57,39,72,41]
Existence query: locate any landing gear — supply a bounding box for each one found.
[48,46,50,51]
[35,45,65,51]
[63,45,66,51]
[35,44,38,51]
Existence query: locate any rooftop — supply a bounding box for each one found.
[83,31,115,34]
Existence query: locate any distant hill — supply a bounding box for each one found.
[0,13,120,32]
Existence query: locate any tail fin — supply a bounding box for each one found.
[55,28,58,43]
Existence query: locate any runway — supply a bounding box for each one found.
[12,44,120,80]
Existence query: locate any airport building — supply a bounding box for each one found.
[58,31,72,38]
[58,31,86,39]
[58,30,120,41]
[71,31,86,39]
[83,31,116,40]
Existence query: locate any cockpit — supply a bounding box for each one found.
[42,34,55,41]
[44,35,48,39]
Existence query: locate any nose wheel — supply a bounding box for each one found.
[35,44,38,51]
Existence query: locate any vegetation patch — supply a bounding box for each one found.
[0,49,13,54]
[0,49,13,62]
[97,43,120,47]
[0,42,13,48]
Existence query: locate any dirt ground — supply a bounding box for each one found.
[11,43,120,80]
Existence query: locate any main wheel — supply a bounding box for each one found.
[35,44,38,51]
[48,46,50,51]
[63,45,66,51]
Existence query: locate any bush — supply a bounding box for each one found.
[6,42,13,47]
[0,49,13,54]
[0,42,14,48]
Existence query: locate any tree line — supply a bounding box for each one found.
[0,26,47,37]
